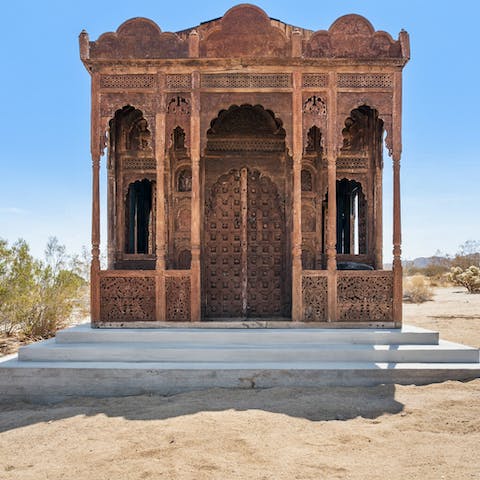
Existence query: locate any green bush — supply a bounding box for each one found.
[449,266,480,294]
[0,238,86,338]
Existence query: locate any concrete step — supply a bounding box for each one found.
[18,339,478,364]
[55,324,440,346]
[2,355,480,403]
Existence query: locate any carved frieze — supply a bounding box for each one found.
[100,74,156,89]
[302,73,328,88]
[166,74,192,89]
[201,73,292,89]
[338,73,393,89]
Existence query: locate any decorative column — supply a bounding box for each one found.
[190,71,201,321]
[392,153,402,326]
[291,71,303,321]
[155,74,167,321]
[90,72,101,325]
[392,71,403,327]
[374,164,383,269]
[326,72,338,322]
[107,146,115,269]
[90,151,101,323]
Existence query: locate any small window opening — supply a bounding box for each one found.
[125,179,153,254]
[336,179,366,255]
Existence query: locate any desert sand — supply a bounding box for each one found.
[0,287,479,480]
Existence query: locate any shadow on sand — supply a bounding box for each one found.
[0,384,404,433]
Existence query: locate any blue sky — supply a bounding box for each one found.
[1,0,479,261]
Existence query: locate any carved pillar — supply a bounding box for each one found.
[155,74,167,321]
[107,165,114,269]
[90,72,101,324]
[392,71,403,327]
[91,152,101,323]
[326,72,338,322]
[190,71,201,321]
[374,165,383,269]
[291,71,303,321]
[392,154,402,326]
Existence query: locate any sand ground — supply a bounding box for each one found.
[0,287,479,480]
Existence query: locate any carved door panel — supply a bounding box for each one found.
[246,170,284,317]
[205,168,285,318]
[205,170,243,317]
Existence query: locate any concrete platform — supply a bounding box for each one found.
[1,324,479,403]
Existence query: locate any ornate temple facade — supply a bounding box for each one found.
[80,4,409,327]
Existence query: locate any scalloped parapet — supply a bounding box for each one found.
[305,14,403,59]
[88,17,188,59]
[80,4,409,62]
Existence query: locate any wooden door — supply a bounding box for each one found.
[204,168,285,318]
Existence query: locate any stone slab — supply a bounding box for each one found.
[1,355,480,404]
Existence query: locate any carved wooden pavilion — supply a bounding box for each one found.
[80,4,409,327]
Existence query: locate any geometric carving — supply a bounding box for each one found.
[124,158,156,170]
[302,73,328,88]
[303,95,327,115]
[165,275,191,321]
[167,96,191,115]
[201,73,291,88]
[100,276,156,322]
[207,138,285,152]
[336,157,368,170]
[302,274,328,321]
[166,74,192,89]
[338,73,393,89]
[337,272,393,322]
[100,74,157,89]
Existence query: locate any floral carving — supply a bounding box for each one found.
[100,276,156,322]
[166,275,191,321]
[167,96,191,115]
[302,275,328,321]
[303,96,327,116]
[337,272,393,322]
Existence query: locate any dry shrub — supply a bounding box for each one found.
[403,275,434,304]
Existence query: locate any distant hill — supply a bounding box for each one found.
[403,256,448,269]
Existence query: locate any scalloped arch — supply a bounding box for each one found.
[207,104,285,136]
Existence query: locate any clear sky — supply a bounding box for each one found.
[1,0,479,262]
